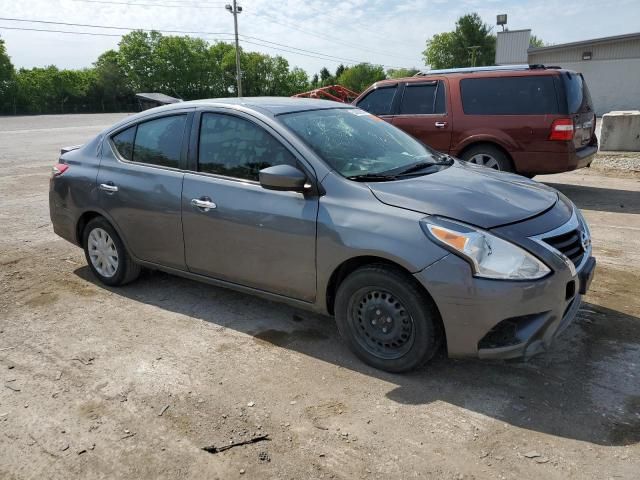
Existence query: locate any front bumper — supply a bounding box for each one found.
[414,252,595,360]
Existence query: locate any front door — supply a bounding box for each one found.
[391,80,452,153]
[181,111,318,302]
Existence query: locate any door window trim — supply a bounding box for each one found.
[187,108,321,195]
[395,80,448,117]
[107,110,194,172]
[356,84,400,116]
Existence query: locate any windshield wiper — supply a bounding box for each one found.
[393,158,454,176]
[346,173,398,182]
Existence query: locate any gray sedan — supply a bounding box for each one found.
[49,97,595,372]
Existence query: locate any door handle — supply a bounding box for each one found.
[434,121,448,128]
[99,183,118,193]
[191,197,217,212]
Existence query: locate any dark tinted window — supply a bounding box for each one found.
[112,126,135,160]
[198,113,296,181]
[357,87,397,115]
[563,72,593,114]
[399,82,446,114]
[461,76,559,115]
[132,115,187,168]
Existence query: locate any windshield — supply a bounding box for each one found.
[278,108,439,178]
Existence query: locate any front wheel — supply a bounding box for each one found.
[82,217,141,286]
[334,265,442,373]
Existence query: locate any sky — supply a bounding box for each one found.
[1,0,639,76]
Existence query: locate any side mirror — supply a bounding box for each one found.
[259,164,308,192]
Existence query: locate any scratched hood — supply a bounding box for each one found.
[368,162,558,229]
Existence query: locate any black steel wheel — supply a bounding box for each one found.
[349,288,415,360]
[335,264,442,373]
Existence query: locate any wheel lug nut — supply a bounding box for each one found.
[371,319,377,325]
[382,327,387,333]
[386,317,392,323]
[376,309,381,315]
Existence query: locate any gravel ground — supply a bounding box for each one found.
[1,114,639,480]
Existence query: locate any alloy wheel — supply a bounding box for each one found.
[468,153,500,170]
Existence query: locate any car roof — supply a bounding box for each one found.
[371,67,570,87]
[145,96,354,116]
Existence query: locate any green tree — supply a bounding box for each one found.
[423,13,496,69]
[529,35,545,48]
[92,50,132,112]
[386,67,419,79]
[337,63,386,93]
[0,37,16,113]
[319,67,334,86]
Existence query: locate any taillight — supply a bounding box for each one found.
[51,163,69,177]
[549,118,574,141]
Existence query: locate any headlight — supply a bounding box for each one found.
[421,219,551,280]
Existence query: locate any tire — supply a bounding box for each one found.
[82,217,141,286]
[460,144,513,172]
[334,265,442,373]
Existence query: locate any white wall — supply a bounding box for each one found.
[554,58,640,115]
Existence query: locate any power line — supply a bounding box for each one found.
[71,0,227,8]
[0,17,373,65]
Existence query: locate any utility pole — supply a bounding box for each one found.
[225,1,243,97]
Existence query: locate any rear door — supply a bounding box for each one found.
[181,110,318,302]
[559,71,596,149]
[355,84,399,124]
[391,80,452,152]
[98,111,192,270]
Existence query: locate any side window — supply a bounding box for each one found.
[399,82,446,115]
[111,126,135,160]
[132,115,187,168]
[460,76,559,115]
[198,113,297,181]
[357,87,397,115]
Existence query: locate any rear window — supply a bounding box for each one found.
[399,81,446,115]
[132,115,187,168]
[357,86,397,115]
[460,76,559,115]
[562,72,593,114]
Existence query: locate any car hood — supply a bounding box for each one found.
[367,162,558,229]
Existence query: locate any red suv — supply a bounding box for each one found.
[354,65,598,176]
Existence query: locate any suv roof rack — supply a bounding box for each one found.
[414,64,555,76]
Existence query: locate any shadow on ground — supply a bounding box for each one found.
[543,182,640,214]
[75,267,640,447]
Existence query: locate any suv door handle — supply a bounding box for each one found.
[99,183,118,193]
[191,197,217,212]
[434,121,448,128]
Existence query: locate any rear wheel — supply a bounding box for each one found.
[82,217,141,286]
[460,144,513,172]
[334,265,441,373]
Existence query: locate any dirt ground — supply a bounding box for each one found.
[1,113,639,480]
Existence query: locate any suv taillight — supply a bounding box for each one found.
[51,163,69,177]
[549,118,574,141]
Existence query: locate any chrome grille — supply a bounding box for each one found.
[543,229,584,268]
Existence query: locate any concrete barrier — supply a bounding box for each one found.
[600,111,640,151]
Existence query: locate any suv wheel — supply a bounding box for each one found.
[461,144,513,172]
[334,265,441,373]
[82,217,141,286]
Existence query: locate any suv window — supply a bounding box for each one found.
[131,115,187,168]
[460,76,559,115]
[399,81,446,115]
[198,113,296,181]
[112,126,135,160]
[562,72,593,114]
[357,86,397,115]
